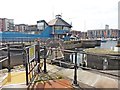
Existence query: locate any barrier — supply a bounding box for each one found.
[24,42,41,86]
[0,44,10,87]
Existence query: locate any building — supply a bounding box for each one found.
[48,15,72,40]
[118,1,120,29]
[87,25,120,39]
[15,24,28,32]
[0,18,14,31]
[25,25,38,34]
[88,29,120,39]
[37,20,48,34]
[0,15,72,41]
[81,32,88,39]
[70,30,81,39]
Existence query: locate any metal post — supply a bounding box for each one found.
[73,51,79,87]
[25,62,28,85]
[44,46,47,73]
[22,43,25,66]
[7,44,11,72]
[37,40,40,73]
[71,54,73,63]
[25,49,29,85]
[37,41,40,63]
[55,49,57,60]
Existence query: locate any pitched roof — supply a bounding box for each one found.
[48,15,72,28]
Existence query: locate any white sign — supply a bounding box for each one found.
[29,45,35,62]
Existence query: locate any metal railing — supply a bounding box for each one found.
[0,45,10,71]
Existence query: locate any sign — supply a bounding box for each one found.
[29,45,35,62]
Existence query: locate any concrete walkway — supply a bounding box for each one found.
[0,71,26,89]
[1,63,119,89]
[46,64,119,88]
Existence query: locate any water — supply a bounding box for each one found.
[96,40,117,49]
[71,40,118,65]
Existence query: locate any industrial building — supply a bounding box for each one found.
[87,25,120,39]
[0,18,14,31]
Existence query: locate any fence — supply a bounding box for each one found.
[24,44,39,85]
[0,44,10,87]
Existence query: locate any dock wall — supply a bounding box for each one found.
[87,54,120,70]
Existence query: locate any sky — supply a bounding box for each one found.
[0,0,119,31]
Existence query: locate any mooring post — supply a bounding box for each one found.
[44,45,47,73]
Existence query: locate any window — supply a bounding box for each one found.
[54,26,62,30]
[63,27,70,30]
[37,22,44,30]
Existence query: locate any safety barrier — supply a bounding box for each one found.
[0,44,10,87]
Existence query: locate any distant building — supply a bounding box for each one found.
[0,15,73,41]
[15,24,28,32]
[87,28,120,39]
[0,18,14,31]
[70,30,81,39]
[37,20,48,34]
[81,32,88,39]
[25,25,38,34]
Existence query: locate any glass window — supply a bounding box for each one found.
[37,22,44,30]
[63,27,70,30]
[54,26,62,30]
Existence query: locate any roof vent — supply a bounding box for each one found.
[55,14,62,19]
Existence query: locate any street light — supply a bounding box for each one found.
[72,49,79,87]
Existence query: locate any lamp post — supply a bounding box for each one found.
[73,49,79,87]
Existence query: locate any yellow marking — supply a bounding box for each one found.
[1,71,26,86]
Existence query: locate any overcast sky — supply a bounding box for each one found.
[0,0,119,31]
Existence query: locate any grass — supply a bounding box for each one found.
[84,48,120,55]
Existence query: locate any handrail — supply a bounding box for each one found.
[0,57,8,63]
[0,47,7,51]
[10,53,23,57]
[0,56,7,59]
[25,44,37,49]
